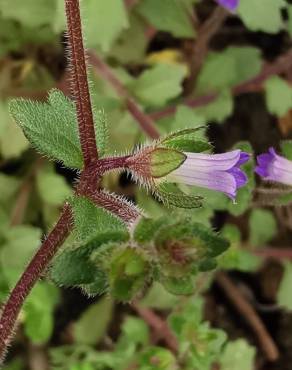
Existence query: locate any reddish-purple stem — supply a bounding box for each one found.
[88,51,160,140]
[0,205,73,360]
[65,0,98,165]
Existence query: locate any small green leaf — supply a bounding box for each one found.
[129,64,186,107]
[265,76,292,117]
[50,247,98,286]
[277,262,292,310]
[133,217,166,244]
[120,316,149,346]
[24,282,59,344]
[71,196,129,244]
[173,105,207,133]
[249,209,277,247]
[37,167,72,206]
[160,275,196,295]
[0,0,57,28]
[73,296,114,345]
[281,140,292,160]
[238,0,285,33]
[109,247,149,301]
[150,148,186,178]
[9,89,83,168]
[83,0,128,52]
[137,0,196,38]
[0,225,41,286]
[139,347,177,370]
[196,90,234,123]
[220,339,256,370]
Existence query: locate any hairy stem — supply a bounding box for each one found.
[65,0,98,165]
[0,205,73,361]
[88,51,160,140]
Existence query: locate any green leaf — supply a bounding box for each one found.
[196,53,236,94]
[172,105,207,133]
[0,225,41,286]
[150,148,186,178]
[277,262,292,310]
[24,282,59,344]
[238,0,285,33]
[83,0,128,52]
[109,13,147,64]
[219,224,260,272]
[265,76,292,117]
[155,182,203,209]
[37,167,72,206]
[139,347,177,370]
[0,102,29,159]
[50,247,98,286]
[288,5,292,37]
[71,196,129,244]
[133,217,166,244]
[249,209,277,247]
[141,282,178,309]
[220,339,256,370]
[9,90,83,168]
[109,247,149,301]
[129,64,186,107]
[196,47,261,94]
[0,0,57,28]
[160,275,196,295]
[73,296,113,345]
[196,90,234,123]
[281,140,292,160]
[120,316,149,346]
[137,0,195,38]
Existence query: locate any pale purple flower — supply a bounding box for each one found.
[216,0,239,11]
[169,150,250,200]
[255,147,292,186]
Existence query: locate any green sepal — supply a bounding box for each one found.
[163,138,212,153]
[161,128,212,153]
[109,247,150,301]
[70,196,130,245]
[155,182,203,209]
[150,148,186,178]
[161,127,206,144]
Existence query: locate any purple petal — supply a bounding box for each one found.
[216,0,239,11]
[236,151,250,166]
[183,150,241,171]
[171,169,237,199]
[255,147,292,185]
[228,167,247,188]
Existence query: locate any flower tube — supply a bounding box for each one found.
[169,150,250,200]
[255,147,292,186]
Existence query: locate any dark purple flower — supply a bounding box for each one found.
[169,150,250,200]
[216,0,239,11]
[255,147,292,185]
